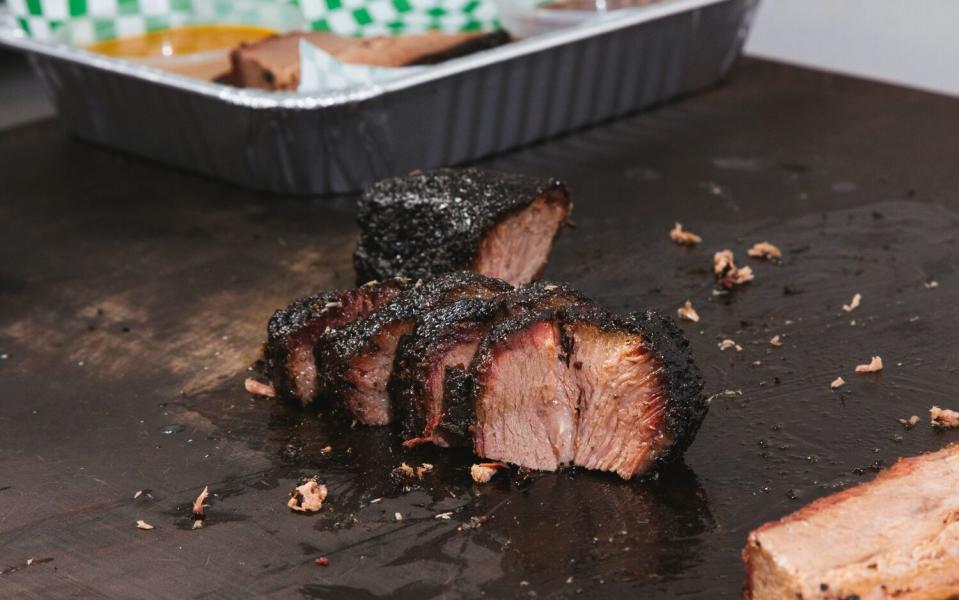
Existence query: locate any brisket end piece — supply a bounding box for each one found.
[354,169,573,286]
[563,309,706,478]
[316,272,511,426]
[265,278,408,404]
[468,307,705,479]
[229,31,511,90]
[743,444,959,599]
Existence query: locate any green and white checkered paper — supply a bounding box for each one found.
[8,0,499,44]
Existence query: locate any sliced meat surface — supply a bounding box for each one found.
[316,272,511,425]
[395,281,594,448]
[265,278,408,404]
[468,308,705,478]
[354,168,572,286]
[229,30,510,90]
[744,444,959,600]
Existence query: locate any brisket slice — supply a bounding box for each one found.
[743,444,959,600]
[393,281,594,448]
[265,278,409,404]
[229,30,511,90]
[315,272,511,425]
[469,307,705,478]
[354,168,572,286]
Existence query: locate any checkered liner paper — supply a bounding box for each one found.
[8,0,500,44]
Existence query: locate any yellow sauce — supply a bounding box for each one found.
[87,24,275,58]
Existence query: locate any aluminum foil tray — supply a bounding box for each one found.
[0,0,758,195]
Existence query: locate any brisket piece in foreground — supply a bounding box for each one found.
[393,281,593,447]
[229,30,511,90]
[743,444,959,600]
[265,278,409,403]
[315,272,511,426]
[354,169,573,286]
[469,307,706,479]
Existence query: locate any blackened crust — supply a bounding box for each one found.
[265,289,343,399]
[354,169,571,285]
[627,310,707,465]
[435,365,474,446]
[316,272,512,409]
[265,279,409,400]
[392,298,502,440]
[409,30,512,65]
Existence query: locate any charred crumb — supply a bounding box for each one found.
[899,415,919,429]
[354,168,571,284]
[746,241,782,262]
[930,406,959,428]
[470,462,507,484]
[854,356,883,374]
[713,250,754,288]
[842,293,862,313]
[677,300,700,323]
[244,378,276,398]
[458,516,489,531]
[191,486,209,529]
[669,222,702,246]
[287,477,328,513]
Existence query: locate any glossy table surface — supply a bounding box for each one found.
[2,54,958,598]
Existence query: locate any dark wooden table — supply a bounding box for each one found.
[2,55,958,599]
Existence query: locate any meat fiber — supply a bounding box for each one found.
[229,30,510,90]
[354,169,573,286]
[743,444,959,599]
[392,281,593,447]
[468,308,705,478]
[265,278,409,404]
[315,272,511,425]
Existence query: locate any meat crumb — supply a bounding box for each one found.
[415,463,434,480]
[854,356,883,374]
[287,480,328,513]
[930,406,959,428]
[842,293,862,313]
[320,446,332,456]
[714,250,754,288]
[925,280,939,289]
[394,512,403,521]
[830,377,846,390]
[769,335,783,347]
[244,378,276,398]
[746,241,781,261]
[394,462,415,478]
[899,415,920,429]
[459,515,489,531]
[435,512,454,520]
[314,557,329,567]
[677,300,700,323]
[718,339,742,352]
[470,462,507,484]
[192,486,209,530]
[669,222,702,246]
[133,490,144,499]
[136,520,155,530]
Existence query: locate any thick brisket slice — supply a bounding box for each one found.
[395,281,594,447]
[744,444,959,599]
[265,278,408,404]
[564,309,706,477]
[229,30,510,90]
[354,169,572,286]
[316,272,511,425]
[469,308,705,478]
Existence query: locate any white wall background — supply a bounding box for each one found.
[745,0,959,97]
